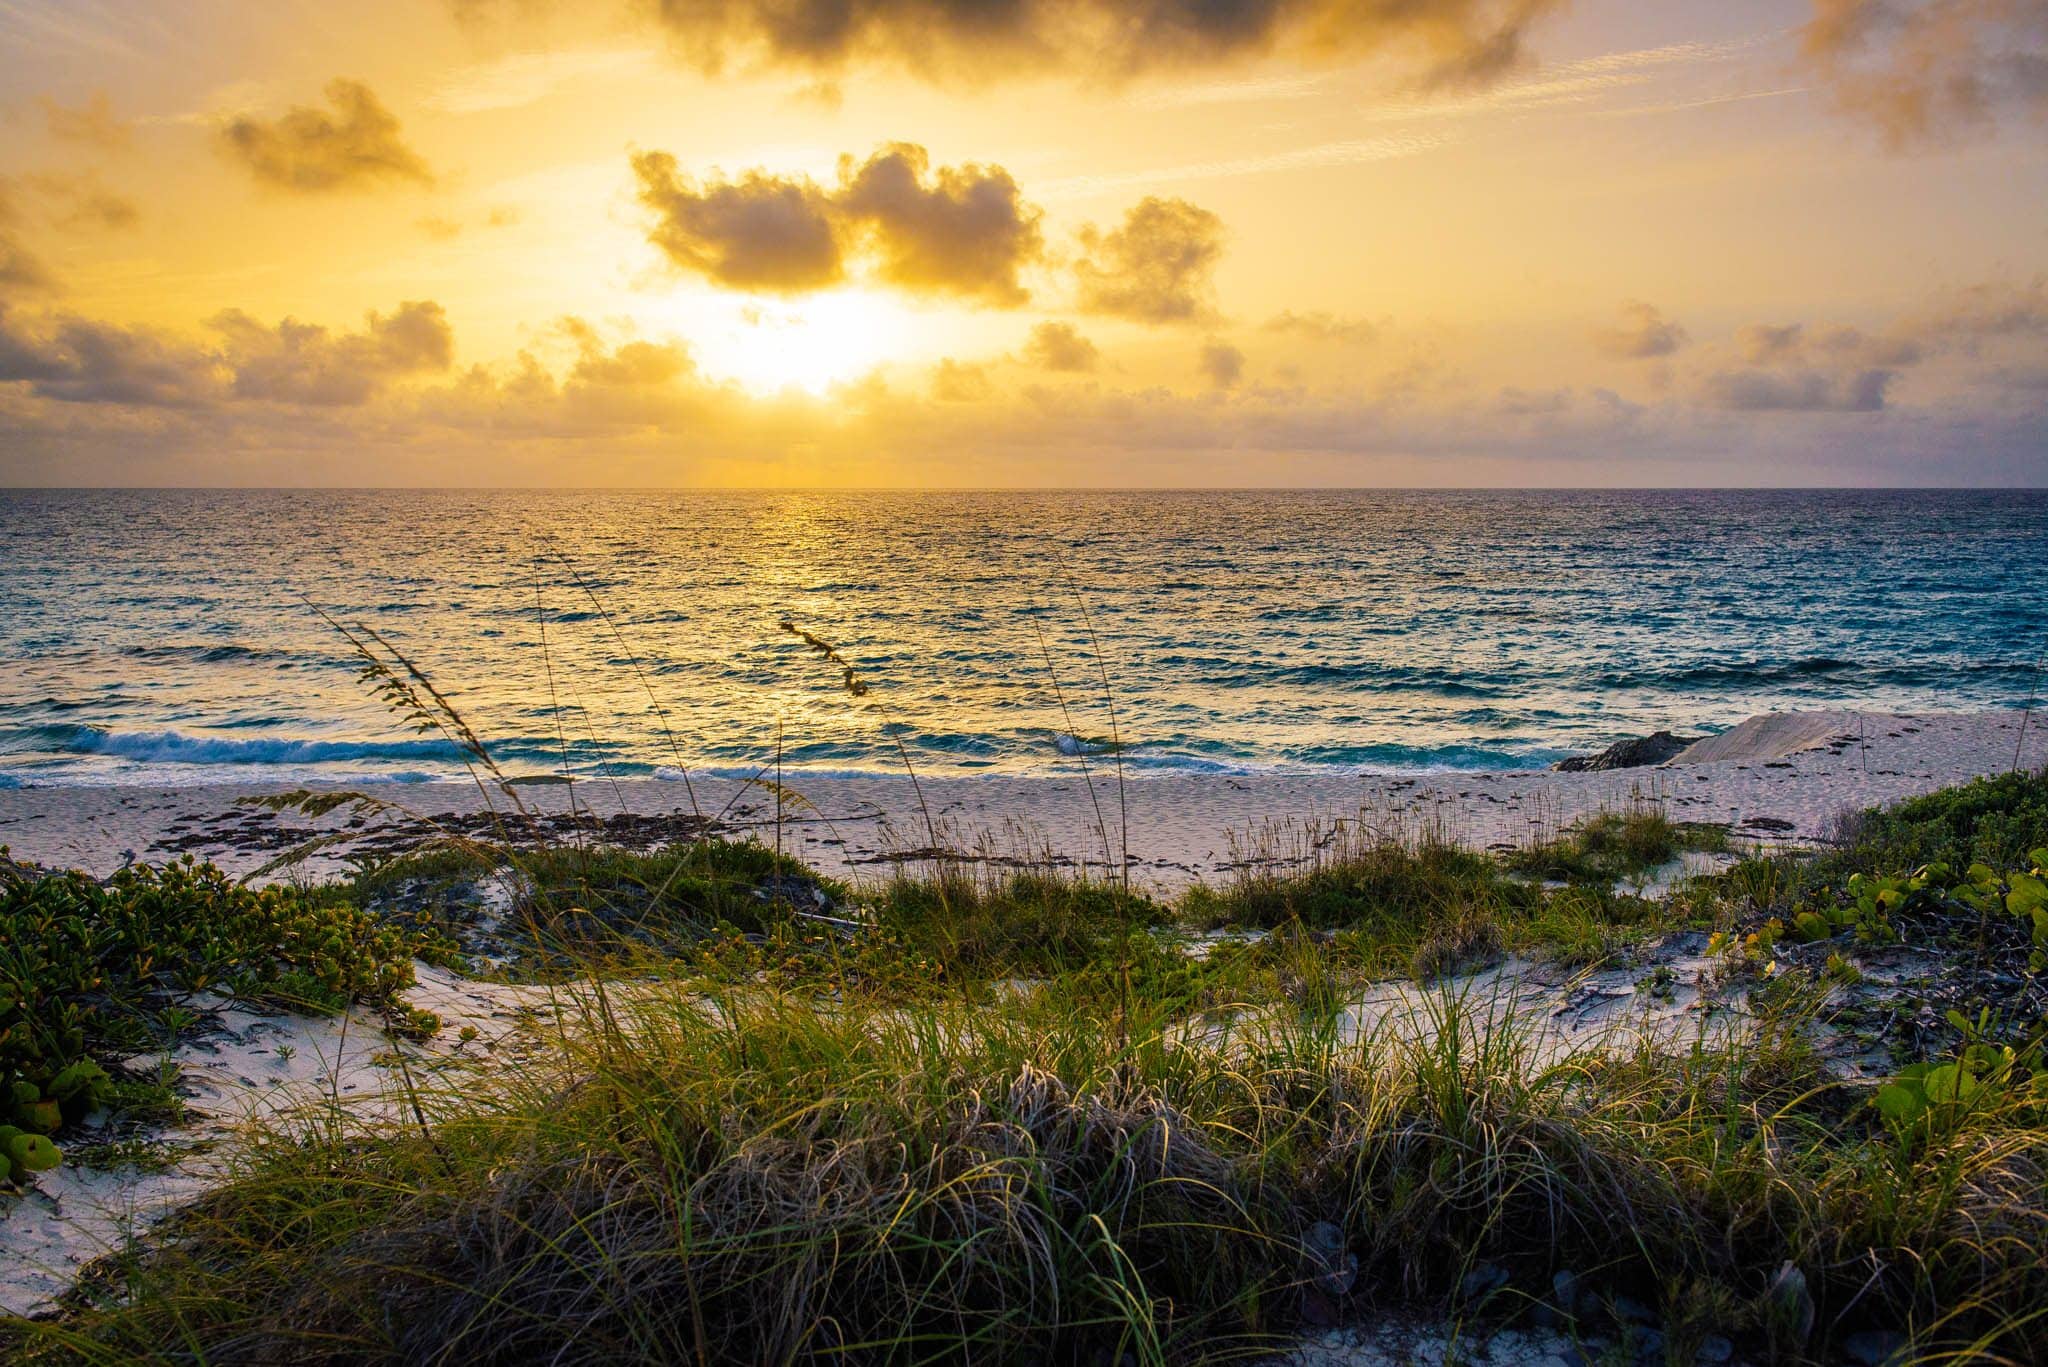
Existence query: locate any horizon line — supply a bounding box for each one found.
[5,484,2048,495]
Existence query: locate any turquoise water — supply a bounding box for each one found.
[1,489,2043,786]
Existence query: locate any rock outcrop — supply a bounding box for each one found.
[1553,730,1696,772]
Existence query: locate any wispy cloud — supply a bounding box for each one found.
[1362,37,1762,123]
[1126,74,1327,111]
[1039,133,1448,199]
[428,46,657,116]
[1594,86,1810,120]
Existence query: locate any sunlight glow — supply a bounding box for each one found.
[695,291,914,396]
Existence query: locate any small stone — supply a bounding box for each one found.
[1301,1220,1358,1297]
[1611,1294,1656,1326]
[1552,1269,1584,1316]
[1459,1261,1509,1300]
[1843,1330,1911,1367]
[1630,1329,1665,1361]
[1694,1334,1734,1363]
[1298,1286,1342,1329]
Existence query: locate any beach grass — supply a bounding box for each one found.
[8,918,2046,1364]
[1504,807,1729,886]
[2,768,2046,1363]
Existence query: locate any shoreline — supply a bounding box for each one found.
[3,708,2042,889]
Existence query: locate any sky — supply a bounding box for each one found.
[0,0,2044,487]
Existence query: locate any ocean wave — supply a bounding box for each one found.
[1281,741,1564,772]
[5,723,466,767]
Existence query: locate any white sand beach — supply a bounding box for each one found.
[2,708,2042,889]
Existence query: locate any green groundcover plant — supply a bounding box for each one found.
[0,854,440,1174]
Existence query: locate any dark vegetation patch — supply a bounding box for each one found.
[865,870,1169,977]
[1189,837,1528,933]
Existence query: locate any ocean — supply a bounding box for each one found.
[2,489,2043,788]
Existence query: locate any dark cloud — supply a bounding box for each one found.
[1906,276,2048,348]
[0,308,225,406]
[1735,319,1925,368]
[634,143,1044,301]
[0,300,452,412]
[63,191,139,232]
[1702,366,1895,412]
[1022,320,1098,372]
[1702,280,2048,414]
[1798,0,2048,146]
[1264,309,1376,345]
[645,0,1566,88]
[1809,325,1925,367]
[0,239,52,294]
[633,152,844,293]
[1592,301,1687,359]
[40,92,132,152]
[212,302,454,405]
[835,144,1041,304]
[1725,281,2046,384]
[1199,339,1244,389]
[220,80,433,192]
[1075,197,1224,325]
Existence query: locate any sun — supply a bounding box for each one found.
[693,290,914,396]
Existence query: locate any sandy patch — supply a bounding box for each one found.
[0,966,564,1317]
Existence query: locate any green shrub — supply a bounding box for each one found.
[1832,769,2048,873]
[0,856,435,1148]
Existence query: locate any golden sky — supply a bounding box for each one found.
[1,0,2045,486]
